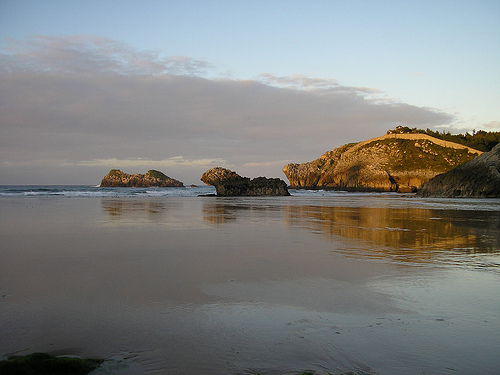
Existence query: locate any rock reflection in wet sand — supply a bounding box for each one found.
[283,204,500,264]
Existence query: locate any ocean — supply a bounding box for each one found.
[0,185,218,198]
[1,186,499,374]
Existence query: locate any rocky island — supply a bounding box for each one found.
[99,169,184,187]
[418,143,500,197]
[283,131,482,193]
[201,167,290,196]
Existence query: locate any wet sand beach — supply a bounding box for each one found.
[1,193,500,374]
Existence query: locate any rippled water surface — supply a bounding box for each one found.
[1,189,499,374]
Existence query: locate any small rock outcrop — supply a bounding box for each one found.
[201,167,290,196]
[283,133,481,193]
[100,169,184,187]
[418,143,500,197]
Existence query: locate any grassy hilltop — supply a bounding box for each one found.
[388,125,500,152]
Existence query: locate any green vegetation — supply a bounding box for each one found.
[146,169,169,180]
[389,125,500,152]
[0,353,104,375]
[107,169,124,177]
[365,138,477,172]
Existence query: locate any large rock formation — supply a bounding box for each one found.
[283,133,482,193]
[100,169,184,187]
[201,167,290,196]
[418,143,500,197]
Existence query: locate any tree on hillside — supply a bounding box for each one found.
[387,126,500,152]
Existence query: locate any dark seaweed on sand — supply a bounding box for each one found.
[0,352,104,375]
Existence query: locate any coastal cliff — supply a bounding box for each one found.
[201,167,290,196]
[283,133,482,193]
[418,143,500,197]
[100,169,184,187]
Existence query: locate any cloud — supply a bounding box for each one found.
[0,35,213,76]
[259,73,340,91]
[0,36,456,184]
[243,160,293,168]
[482,121,500,130]
[64,157,227,168]
[259,73,385,99]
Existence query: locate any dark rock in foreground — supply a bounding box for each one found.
[100,169,184,187]
[201,167,290,196]
[0,352,104,375]
[418,143,500,197]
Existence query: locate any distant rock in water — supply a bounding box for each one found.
[100,169,184,187]
[283,132,482,193]
[201,167,290,196]
[418,143,500,197]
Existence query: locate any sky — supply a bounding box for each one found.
[1,0,499,185]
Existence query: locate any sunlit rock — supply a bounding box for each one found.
[201,167,290,196]
[283,132,481,193]
[418,143,500,197]
[99,169,184,187]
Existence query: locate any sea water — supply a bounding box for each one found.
[1,186,499,374]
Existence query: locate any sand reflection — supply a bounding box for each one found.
[101,198,171,220]
[284,205,500,263]
[202,200,281,225]
[100,198,209,230]
[2,197,500,374]
[101,198,172,219]
[201,199,500,265]
[202,201,243,224]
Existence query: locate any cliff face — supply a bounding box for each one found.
[100,169,184,187]
[283,133,481,193]
[418,143,500,197]
[201,167,290,196]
